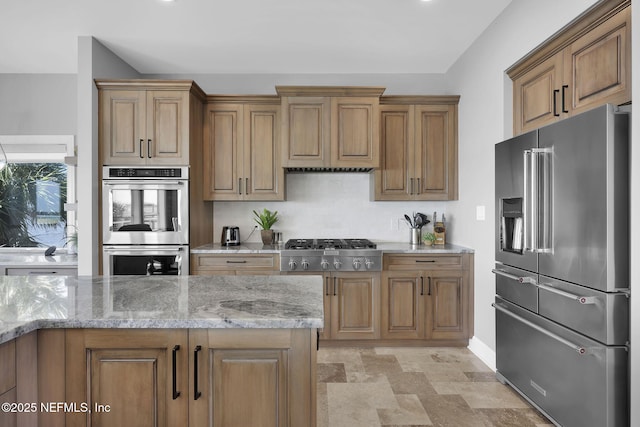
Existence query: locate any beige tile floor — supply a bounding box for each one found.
[317,347,554,427]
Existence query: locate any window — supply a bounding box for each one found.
[0,136,75,248]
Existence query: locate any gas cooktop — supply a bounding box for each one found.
[284,238,376,250]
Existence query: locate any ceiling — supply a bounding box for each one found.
[1,0,512,75]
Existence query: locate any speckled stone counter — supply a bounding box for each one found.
[0,274,324,344]
[191,242,281,253]
[375,242,475,254]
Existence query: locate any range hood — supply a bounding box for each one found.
[285,167,374,173]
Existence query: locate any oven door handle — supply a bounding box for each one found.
[103,181,185,187]
[103,246,186,255]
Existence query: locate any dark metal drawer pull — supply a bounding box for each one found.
[415,260,436,263]
[172,345,181,399]
[226,260,248,264]
[194,345,202,400]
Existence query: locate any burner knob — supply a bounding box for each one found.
[288,259,297,270]
[320,259,329,270]
[301,259,309,270]
[333,259,342,270]
[353,259,362,270]
[365,259,374,269]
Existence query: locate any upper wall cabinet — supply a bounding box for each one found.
[203,97,284,201]
[509,0,630,135]
[373,96,459,201]
[277,86,385,170]
[97,80,206,165]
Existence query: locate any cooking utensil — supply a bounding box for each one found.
[404,214,414,228]
[418,213,430,227]
[414,214,423,228]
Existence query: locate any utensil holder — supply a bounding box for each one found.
[410,228,421,245]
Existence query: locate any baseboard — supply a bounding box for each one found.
[467,336,496,372]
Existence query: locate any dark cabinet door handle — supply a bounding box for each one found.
[238,178,242,195]
[246,178,249,195]
[420,276,424,296]
[317,330,320,351]
[427,277,432,296]
[193,345,202,400]
[325,277,330,296]
[333,277,337,296]
[147,139,152,158]
[409,178,414,195]
[561,85,569,113]
[139,139,144,159]
[172,345,181,400]
[553,89,560,116]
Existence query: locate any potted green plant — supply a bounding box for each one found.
[422,232,437,246]
[253,208,278,245]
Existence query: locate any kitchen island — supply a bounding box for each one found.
[0,275,323,427]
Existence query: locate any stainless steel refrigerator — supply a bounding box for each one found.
[493,104,630,427]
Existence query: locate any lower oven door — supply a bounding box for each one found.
[493,296,628,427]
[103,245,189,276]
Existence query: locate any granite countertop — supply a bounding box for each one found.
[0,275,324,344]
[192,242,474,254]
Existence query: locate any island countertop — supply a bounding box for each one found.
[0,274,324,344]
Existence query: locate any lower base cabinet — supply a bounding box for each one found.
[66,328,317,427]
[381,253,473,345]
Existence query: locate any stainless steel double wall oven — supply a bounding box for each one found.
[102,166,189,276]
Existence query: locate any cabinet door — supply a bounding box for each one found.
[331,97,379,168]
[380,271,424,339]
[101,90,146,165]
[425,271,468,340]
[281,97,331,167]
[244,104,284,200]
[513,53,564,134]
[567,6,630,116]
[203,104,243,200]
[65,329,188,427]
[146,91,190,165]
[374,105,413,200]
[330,272,379,340]
[212,349,288,427]
[414,104,458,200]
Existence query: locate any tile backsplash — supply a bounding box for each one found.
[212,173,450,245]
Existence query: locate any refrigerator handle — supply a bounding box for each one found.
[492,303,587,355]
[537,283,597,305]
[523,150,533,252]
[524,148,553,253]
[491,268,537,285]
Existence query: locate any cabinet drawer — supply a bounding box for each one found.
[384,254,464,270]
[192,254,279,273]
[0,340,16,395]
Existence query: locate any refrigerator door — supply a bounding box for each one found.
[495,130,538,272]
[538,104,629,292]
[494,296,629,427]
[538,275,629,345]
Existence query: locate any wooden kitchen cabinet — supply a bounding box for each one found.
[65,329,189,427]
[510,0,630,134]
[381,253,473,345]
[320,272,380,341]
[191,253,280,275]
[203,98,284,201]
[98,80,206,165]
[0,339,16,427]
[189,329,315,427]
[277,86,384,170]
[374,97,459,201]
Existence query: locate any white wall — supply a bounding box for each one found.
[446,0,599,355]
[630,3,639,425]
[76,37,140,275]
[0,74,76,134]
[145,73,451,95]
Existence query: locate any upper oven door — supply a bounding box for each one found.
[102,179,189,245]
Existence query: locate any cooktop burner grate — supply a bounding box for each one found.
[284,238,376,250]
